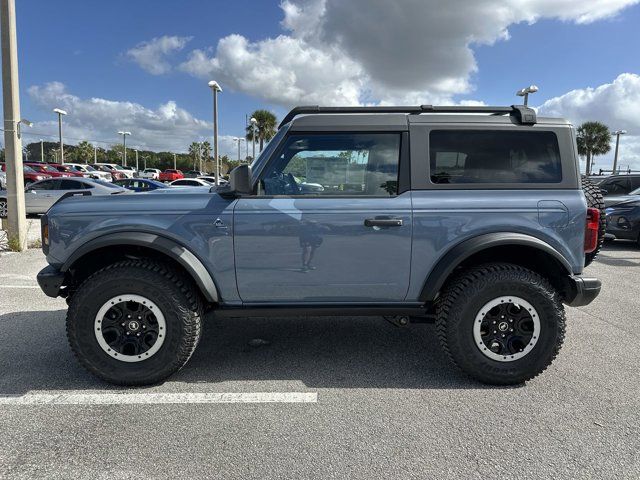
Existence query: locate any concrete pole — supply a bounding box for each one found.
[56,111,64,164]
[173,153,177,170]
[1,0,26,249]
[40,139,44,162]
[123,134,127,166]
[213,89,219,184]
[94,146,97,163]
[135,149,138,172]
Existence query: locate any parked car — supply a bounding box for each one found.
[63,163,113,182]
[184,170,207,178]
[169,178,214,187]
[0,171,5,189]
[92,164,127,181]
[93,163,134,179]
[47,164,85,178]
[198,175,228,185]
[38,104,602,387]
[597,174,640,196]
[1,163,52,184]
[0,177,127,217]
[25,162,73,178]
[139,168,162,180]
[159,169,184,182]
[114,178,168,192]
[120,165,138,178]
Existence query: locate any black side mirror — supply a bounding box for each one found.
[229,165,252,194]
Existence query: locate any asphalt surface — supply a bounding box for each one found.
[0,243,639,479]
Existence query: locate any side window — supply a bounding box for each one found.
[31,180,58,191]
[430,130,562,184]
[260,133,400,196]
[60,180,83,190]
[628,177,640,191]
[601,178,629,195]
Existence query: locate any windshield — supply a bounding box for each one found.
[115,165,127,171]
[23,165,36,173]
[83,165,97,171]
[93,179,123,189]
[43,165,60,172]
[250,124,288,180]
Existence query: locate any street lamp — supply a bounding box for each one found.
[40,139,44,162]
[53,108,67,164]
[516,85,538,106]
[208,80,222,185]
[612,130,627,175]
[250,117,257,160]
[234,137,245,163]
[117,131,131,166]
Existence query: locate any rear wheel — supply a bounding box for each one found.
[66,259,203,385]
[582,177,605,267]
[436,263,565,385]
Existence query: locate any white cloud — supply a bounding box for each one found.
[179,0,638,107]
[539,73,640,170]
[126,35,192,75]
[26,81,239,157]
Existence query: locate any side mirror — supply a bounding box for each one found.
[228,165,253,194]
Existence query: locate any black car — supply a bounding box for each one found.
[605,190,640,244]
[113,178,167,192]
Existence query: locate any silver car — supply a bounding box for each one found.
[0,177,128,217]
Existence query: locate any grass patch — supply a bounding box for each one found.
[29,238,42,249]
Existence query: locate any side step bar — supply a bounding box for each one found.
[214,304,431,318]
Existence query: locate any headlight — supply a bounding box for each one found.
[35,175,44,180]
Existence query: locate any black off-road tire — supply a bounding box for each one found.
[582,177,605,267]
[436,263,565,385]
[66,259,203,386]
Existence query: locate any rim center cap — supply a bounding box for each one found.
[498,321,509,332]
[128,320,140,331]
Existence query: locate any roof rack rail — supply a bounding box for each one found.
[278,104,537,128]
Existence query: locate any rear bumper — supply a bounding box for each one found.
[564,276,601,307]
[37,265,65,298]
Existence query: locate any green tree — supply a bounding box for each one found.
[188,142,202,170]
[576,121,611,175]
[246,110,277,151]
[73,141,95,164]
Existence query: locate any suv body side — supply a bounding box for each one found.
[42,112,588,307]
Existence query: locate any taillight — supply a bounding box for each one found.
[584,207,600,253]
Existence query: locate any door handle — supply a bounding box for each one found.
[364,217,403,227]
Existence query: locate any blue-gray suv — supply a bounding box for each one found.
[37,105,602,386]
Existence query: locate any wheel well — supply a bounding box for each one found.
[445,244,571,295]
[64,245,211,303]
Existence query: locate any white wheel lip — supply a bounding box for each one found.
[473,296,540,362]
[94,294,166,363]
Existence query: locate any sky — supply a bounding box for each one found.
[6,0,640,169]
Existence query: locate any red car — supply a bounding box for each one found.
[47,163,85,177]
[25,162,73,178]
[159,169,184,182]
[1,162,52,184]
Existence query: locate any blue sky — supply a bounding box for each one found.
[10,0,640,166]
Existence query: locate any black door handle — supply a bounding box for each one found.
[364,217,403,227]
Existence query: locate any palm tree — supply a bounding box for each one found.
[576,121,611,175]
[188,142,201,170]
[246,110,277,151]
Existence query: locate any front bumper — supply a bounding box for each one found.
[37,265,65,298]
[564,276,601,307]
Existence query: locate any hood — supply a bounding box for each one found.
[604,194,640,208]
[47,189,228,216]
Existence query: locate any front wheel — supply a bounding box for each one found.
[66,260,203,385]
[436,263,565,385]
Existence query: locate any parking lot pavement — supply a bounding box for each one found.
[0,246,639,479]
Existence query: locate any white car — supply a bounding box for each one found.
[140,168,162,180]
[169,178,215,187]
[93,163,135,179]
[63,163,113,182]
[197,175,228,185]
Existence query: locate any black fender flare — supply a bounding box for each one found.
[419,232,573,302]
[62,232,219,303]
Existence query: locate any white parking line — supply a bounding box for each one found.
[0,285,40,289]
[0,392,318,405]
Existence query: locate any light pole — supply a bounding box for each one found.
[53,108,67,164]
[516,85,538,106]
[208,80,222,185]
[117,131,131,166]
[250,117,257,160]
[134,149,139,172]
[234,137,245,163]
[612,130,627,175]
[40,138,44,162]
[94,145,97,163]
[173,153,177,170]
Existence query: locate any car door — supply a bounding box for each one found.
[43,179,89,210]
[233,131,412,303]
[26,179,59,213]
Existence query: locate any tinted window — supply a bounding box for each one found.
[628,177,640,191]
[60,180,84,190]
[30,179,58,190]
[430,130,562,184]
[600,177,629,195]
[261,133,401,196]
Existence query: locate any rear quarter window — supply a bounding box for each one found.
[430,130,562,184]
